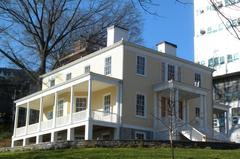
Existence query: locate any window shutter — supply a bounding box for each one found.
[161,62,165,82]
[177,66,181,82]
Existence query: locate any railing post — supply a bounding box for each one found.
[87,78,92,120]
[52,92,58,128]
[25,102,30,135]
[38,97,43,131]
[69,86,74,124]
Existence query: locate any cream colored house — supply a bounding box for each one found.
[12,26,213,147]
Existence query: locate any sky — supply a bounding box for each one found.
[141,0,194,61]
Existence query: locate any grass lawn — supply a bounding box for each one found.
[0,147,240,159]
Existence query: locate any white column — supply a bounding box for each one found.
[225,111,229,134]
[52,92,58,128]
[175,89,179,119]
[186,100,189,124]
[23,138,29,146]
[153,92,158,129]
[119,82,123,123]
[200,95,204,129]
[114,127,120,140]
[203,95,207,130]
[87,79,92,120]
[51,132,57,142]
[229,108,232,130]
[67,128,75,141]
[85,122,93,140]
[36,135,43,144]
[116,83,120,123]
[69,86,74,124]
[11,139,15,148]
[13,106,19,137]
[38,97,43,131]
[25,102,30,135]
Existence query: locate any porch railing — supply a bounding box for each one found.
[92,111,118,123]
[14,110,118,137]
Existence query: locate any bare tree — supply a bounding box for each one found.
[0,0,142,86]
[209,0,240,40]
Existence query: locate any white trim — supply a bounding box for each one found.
[136,55,147,77]
[135,131,146,140]
[135,93,147,119]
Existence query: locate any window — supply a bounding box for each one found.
[195,107,200,117]
[103,94,111,113]
[233,53,239,60]
[220,56,225,64]
[136,56,146,75]
[104,57,111,75]
[84,65,90,74]
[49,79,55,87]
[66,73,72,81]
[194,73,201,87]
[227,54,233,63]
[47,111,53,120]
[135,132,146,140]
[136,94,145,117]
[208,58,214,68]
[57,100,64,117]
[167,64,175,81]
[214,57,219,66]
[76,97,87,112]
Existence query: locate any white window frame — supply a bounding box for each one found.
[135,93,147,118]
[103,93,111,114]
[136,55,146,76]
[84,65,91,74]
[104,56,112,75]
[75,96,87,112]
[135,131,146,140]
[57,99,64,117]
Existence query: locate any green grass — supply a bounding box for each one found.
[0,147,240,159]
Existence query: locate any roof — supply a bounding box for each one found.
[40,40,213,78]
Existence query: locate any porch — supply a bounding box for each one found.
[12,72,122,147]
[153,80,209,141]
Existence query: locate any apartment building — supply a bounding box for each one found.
[12,26,213,147]
[194,0,240,142]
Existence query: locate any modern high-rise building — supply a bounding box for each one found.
[194,0,240,142]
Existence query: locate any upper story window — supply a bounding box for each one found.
[220,56,225,64]
[167,64,175,81]
[103,94,111,113]
[136,94,146,117]
[208,58,214,68]
[66,73,72,81]
[49,79,55,87]
[57,100,64,117]
[136,56,146,76]
[84,65,90,74]
[194,73,201,87]
[76,97,87,112]
[104,57,111,75]
[227,54,233,63]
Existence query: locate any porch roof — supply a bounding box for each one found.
[153,80,209,99]
[213,102,230,112]
[15,72,121,106]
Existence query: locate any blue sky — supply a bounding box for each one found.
[142,1,194,61]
